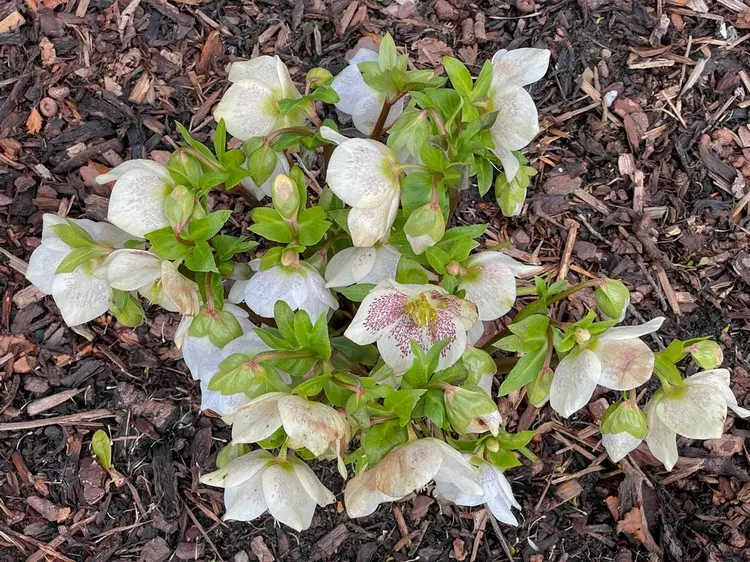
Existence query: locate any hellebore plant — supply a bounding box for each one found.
[22,34,747,534]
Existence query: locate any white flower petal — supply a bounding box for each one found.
[362,245,401,285]
[183,333,221,381]
[491,48,551,89]
[228,279,250,304]
[344,282,408,345]
[213,80,278,141]
[223,476,267,522]
[26,245,66,294]
[300,263,339,320]
[549,349,602,418]
[597,317,665,342]
[468,320,485,346]
[106,249,162,291]
[325,246,377,288]
[331,63,375,115]
[288,455,336,507]
[374,439,445,498]
[644,398,679,471]
[229,393,284,444]
[434,441,484,496]
[494,144,521,183]
[85,221,137,248]
[688,369,750,418]
[107,168,171,237]
[351,93,397,136]
[344,468,398,518]
[490,85,539,152]
[594,338,655,391]
[199,378,250,416]
[262,462,317,532]
[51,270,112,326]
[319,126,349,146]
[326,139,399,209]
[348,194,399,247]
[655,383,727,439]
[602,432,642,463]
[96,159,171,185]
[220,330,271,359]
[466,251,542,278]
[243,266,309,318]
[228,56,281,87]
[278,395,346,457]
[459,259,516,321]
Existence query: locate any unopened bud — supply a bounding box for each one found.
[573,327,591,344]
[160,261,200,316]
[461,346,497,387]
[485,438,500,453]
[306,67,333,89]
[280,249,299,268]
[168,150,202,186]
[527,367,554,407]
[446,260,462,276]
[272,174,301,219]
[444,384,501,436]
[404,202,446,255]
[595,279,630,321]
[688,340,724,370]
[110,292,145,327]
[164,185,195,229]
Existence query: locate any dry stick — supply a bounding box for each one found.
[0,409,115,432]
[0,524,76,562]
[485,510,514,561]
[557,219,580,282]
[185,507,225,562]
[392,505,412,549]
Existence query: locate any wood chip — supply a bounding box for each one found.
[27,496,71,522]
[0,10,26,33]
[27,388,87,416]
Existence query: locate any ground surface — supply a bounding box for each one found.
[2,0,750,561]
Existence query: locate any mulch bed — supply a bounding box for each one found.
[2,0,750,560]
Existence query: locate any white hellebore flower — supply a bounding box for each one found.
[344,438,483,518]
[97,160,175,238]
[458,251,542,322]
[201,450,335,531]
[213,55,302,141]
[489,48,550,181]
[326,135,401,247]
[324,244,401,289]
[645,369,750,471]
[331,48,404,136]
[190,330,273,417]
[345,280,478,374]
[241,260,338,321]
[226,392,350,475]
[25,214,132,326]
[438,456,521,525]
[550,317,665,418]
[241,152,290,200]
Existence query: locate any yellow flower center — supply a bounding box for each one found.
[405,293,438,327]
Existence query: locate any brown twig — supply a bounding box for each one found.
[557,218,580,282]
[0,409,115,432]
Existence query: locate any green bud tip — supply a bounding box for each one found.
[272,174,301,219]
[573,327,591,344]
[280,249,300,268]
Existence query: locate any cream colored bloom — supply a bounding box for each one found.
[550,317,664,418]
[98,160,174,238]
[214,56,302,141]
[324,244,400,289]
[645,369,750,470]
[201,450,334,531]
[345,280,478,374]
[488,48,550,181]
[25,214,132,326]
[344,438,483,518]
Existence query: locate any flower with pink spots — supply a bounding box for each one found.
[344,280,478,374]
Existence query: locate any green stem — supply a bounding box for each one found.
[517,446,538,463]
[181,147,224,173]
[251,349,317,364]
[546,279,602,306]
[264,126,316,145]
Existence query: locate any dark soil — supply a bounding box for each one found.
[2,0,750,561]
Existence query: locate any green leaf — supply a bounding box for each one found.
[216,442,248,469]
[146,227,188,260]
[109,289,145,327]
[443,56,473,97]
[472,60,494,99]
[420,389,446,428]
[188,210,232,241]
[476,157,493,196]
[384,389,426,426]
[496,430,535,450]
[55,246,108,274]
[487,448,522,470]
[297,207,331,246]
[213,119,227,161]
[498,343,548,396]
[400,172,434,216]
[331,337,378,367]
[176,122,218,162]
[378,33,398,71]
[293,309,314,348]
[308,314,332,359]
[249,208,294,243]
[364,420,408,464]
[91,429,112,470]
[425,245,450,274]
[442,224,486,241]
[292,373,330,397]
[396,257,429,284]
[51,221,96,249]
[338,283,375,302]
[326,209,350,233]
[274,301,298,345]
[184,240,218,273]
[254,327,295,350]
[310,85,340,103]
[211,235,258,262]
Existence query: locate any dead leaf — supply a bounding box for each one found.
[197,30,222,74]
[26,108,43,134]
[27,496,71,522]
[0,11,26,33]
[738,9,750,29]
[39,37,56,66]
[705,434,745,458]
[450,537,466,561]
[411,37,454,67]
[251,536,274,562]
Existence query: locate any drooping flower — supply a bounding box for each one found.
[25,214,132,326]
[345,280,478,374]
[97,160,175,238]
[213,56,303,141]
[240,152,290,200]
[457,252,542,321]
[344,438,483,518]
[488,48,550,181]
[600,400,648,463]
[201,450,335,531]
[325,135,401,247]
[645,369,750,470]
[324,244,401,289]
[549,317,665,418]
[437,456,521,525]
[226,392,350,473]
[240,261,338,321]
[330,48,404,136]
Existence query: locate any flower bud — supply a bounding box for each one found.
[461,346,497,387]
[494,171,527,217]
[306,67,333,89]
[444,384,501,436]
[601,401,648,440]
[527,367,554,407]
[446,260,462,276]
[485,438,500,453]
[573,327,591,344]
[168,150,202,187]
[164,185,195,229]
[110,292,145,327]
[272,174,301,220]
[160,261,200,316]
[595,279,630,321]
[280,248,300,268]
[247,143,279,187]
[687,340,724,370]
[404,202,446,255]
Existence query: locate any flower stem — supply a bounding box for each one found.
[370,94,403,140]
[251,349,317,364]
[264,126,316,146]
[517,445,539,463]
